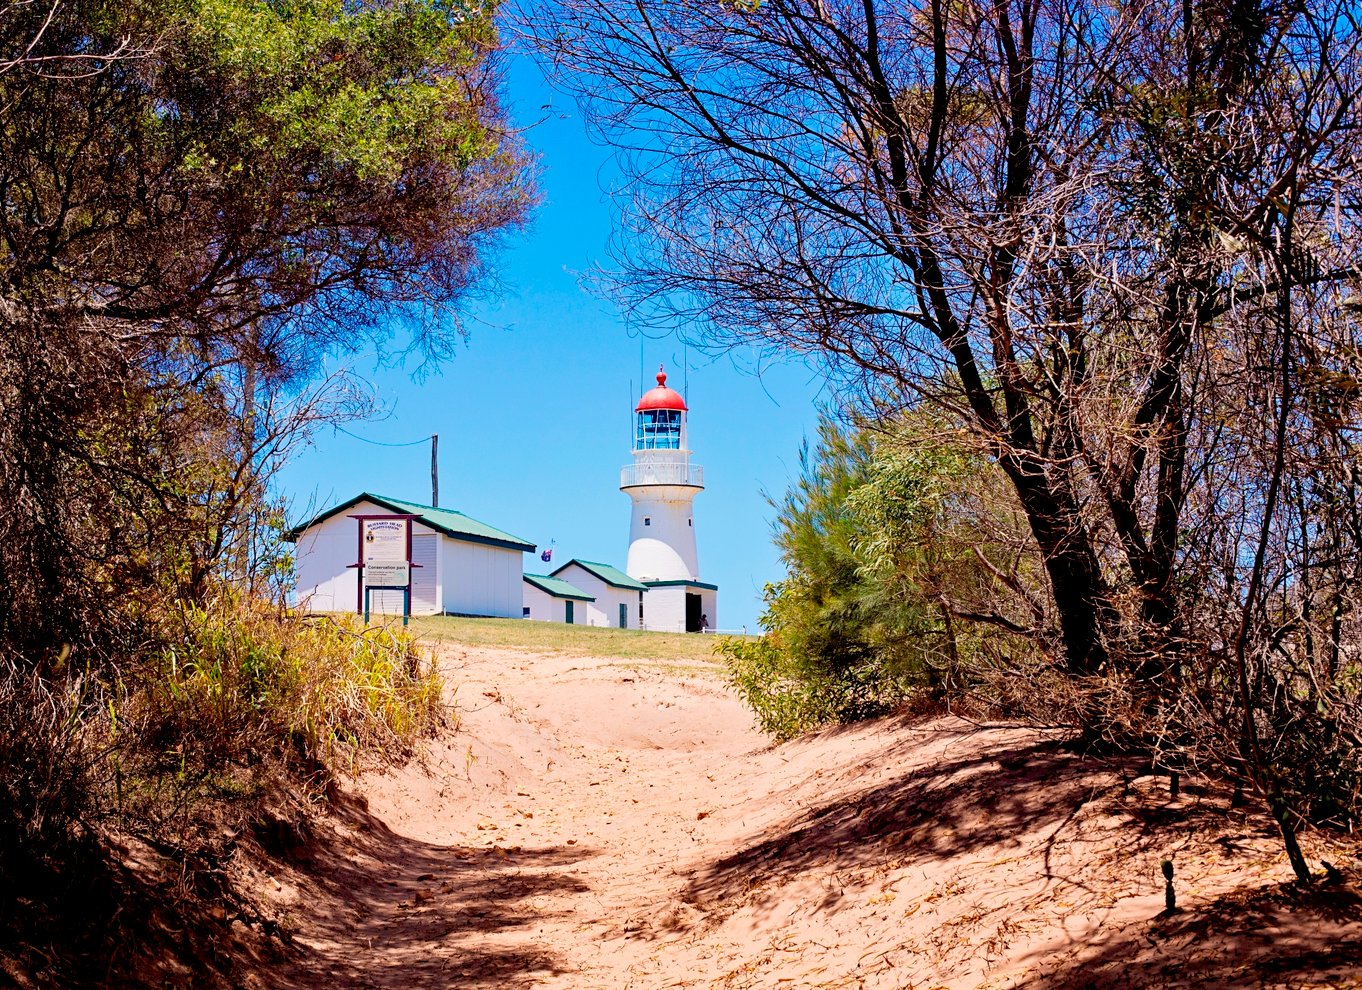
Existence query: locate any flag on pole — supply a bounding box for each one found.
[540,548,552,562]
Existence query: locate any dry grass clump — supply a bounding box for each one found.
[120,596,448,814]
[0,596,447,872]
[0,596,449,988]
[0,668,99,880]
[0,593,449,852]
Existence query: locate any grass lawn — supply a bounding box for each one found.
[400,614,742,669]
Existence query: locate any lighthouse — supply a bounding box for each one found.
[621,366,718,632]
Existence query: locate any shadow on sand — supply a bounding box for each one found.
[671,719,1361,988]
[1017,878,1362,988]
[262,792,596,990]
[675,725,1129,924]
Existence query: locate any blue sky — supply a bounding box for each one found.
[274,53,830,632]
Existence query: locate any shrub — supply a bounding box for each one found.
[719,632,911,741]
[723,412,1042,740]
[114,595,447,821]
[0,668,97,887]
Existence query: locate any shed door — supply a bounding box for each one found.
[618,603,628,629]
[410,535,438,615]
[565,600,574,624]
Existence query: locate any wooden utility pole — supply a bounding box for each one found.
[431,434,439,507]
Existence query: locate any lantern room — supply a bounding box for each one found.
[635,367,688,450]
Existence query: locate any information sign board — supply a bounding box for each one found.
[363,519,406,563]
[364,562,410,587]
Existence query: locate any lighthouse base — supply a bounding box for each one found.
[641,579,718,633]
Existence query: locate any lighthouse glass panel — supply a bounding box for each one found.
[637,409,682,449]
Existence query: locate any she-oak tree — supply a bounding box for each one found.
[538,0,1362,674]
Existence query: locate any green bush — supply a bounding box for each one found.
[723,412,1043,740]
[719,632,911,741]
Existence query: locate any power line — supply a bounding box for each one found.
[333,425,434,448]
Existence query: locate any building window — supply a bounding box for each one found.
[522,606,531,618]
[688,518,692,527]
[644,516,651,526]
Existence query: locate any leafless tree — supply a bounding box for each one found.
[537,0,1362,879]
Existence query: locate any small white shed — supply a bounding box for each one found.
[549,559,648,629]
[289,493,535,618]
[641,580,718,633]
[522,573,594,624]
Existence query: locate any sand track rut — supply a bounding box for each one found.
[257,645,1362,990]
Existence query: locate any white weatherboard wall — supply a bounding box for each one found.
[523,582,583,623]
[642,585,686,632]
[641,584,718,633]
[292,502,361,613]
[293,498,525,618]
[410,533,439,614]
[293,514,357,614]
[583,592,640,630]
[440,537,522,618]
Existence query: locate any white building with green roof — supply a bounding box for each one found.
[291,368,720,631]
[522,573,594,624]
[288,493,535,618]
[549,559,649,630]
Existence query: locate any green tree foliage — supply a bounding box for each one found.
[0,0,530,922]
[723,419,902,740]
[721,413,1041,739]
[0,0,530,663]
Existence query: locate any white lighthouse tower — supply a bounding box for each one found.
[622,366,718,632]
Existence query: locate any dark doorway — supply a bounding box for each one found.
[685,593,702,633]
[565,600,574,624]
[618,603,628,629]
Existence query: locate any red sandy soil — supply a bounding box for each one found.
[241,644,1362,989]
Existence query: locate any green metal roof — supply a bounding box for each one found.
[644,578,720,591]
[286,492,536,552]
[551,559,649,592]
[523,573,595,601]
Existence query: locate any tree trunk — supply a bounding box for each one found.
[999,452,1112,676]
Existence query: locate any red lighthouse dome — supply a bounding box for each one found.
[636,366,688,413]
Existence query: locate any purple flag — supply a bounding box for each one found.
[541,548,552,562]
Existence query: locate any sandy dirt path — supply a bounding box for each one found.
[259,643,1362,990]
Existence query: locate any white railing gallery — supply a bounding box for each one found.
[619,458,704,488]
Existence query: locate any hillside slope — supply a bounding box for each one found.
[239,641,1361,989]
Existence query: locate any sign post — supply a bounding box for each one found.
[348,513,421,625]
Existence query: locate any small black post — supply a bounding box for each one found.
[1161,859,1176,913]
